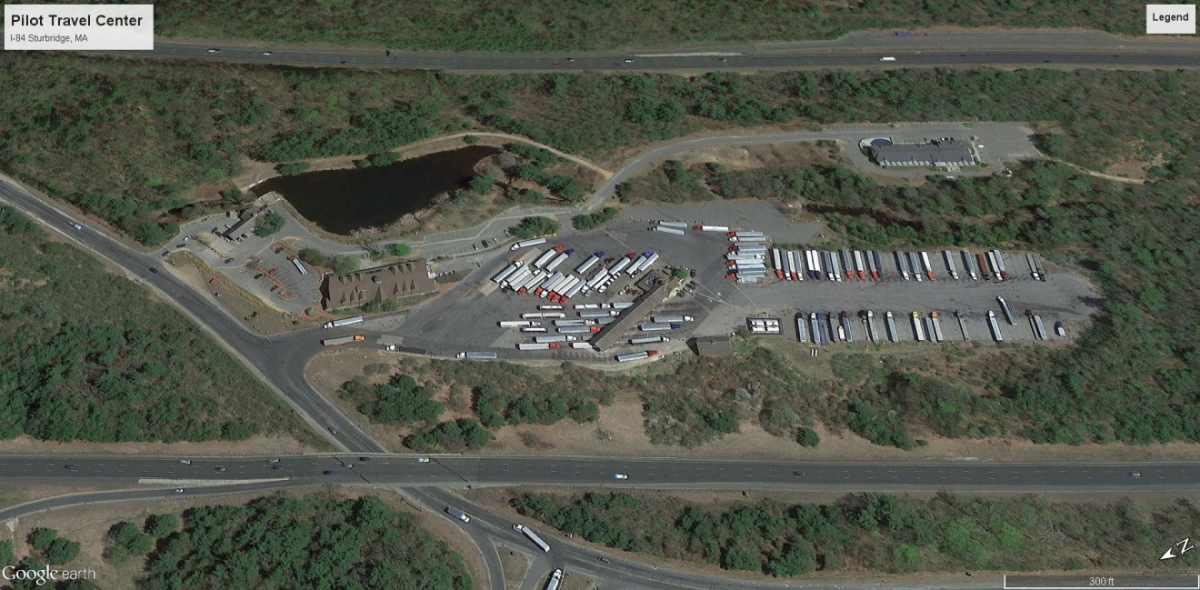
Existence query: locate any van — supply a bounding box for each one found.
[445,506,471,523]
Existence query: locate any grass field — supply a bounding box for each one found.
[2,55,1190,245]
[509,491,1200,576]
[143,1,1145,51]
[0,206,314,444]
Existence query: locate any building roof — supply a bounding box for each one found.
[869,139,974,167]
[323,260,437,309]
[591,272,676,351]
[692,336,734,357]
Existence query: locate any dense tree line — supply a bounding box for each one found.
[509,216,559,239]
[513,491,1200,576]
[0,207,305,444]
[341,372,443,425]
[7,57,1192,246]
[139,495,473,590]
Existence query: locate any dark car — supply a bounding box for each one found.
[358,457,371,462]
[64,464,78,470]
[148,267,158,273]
[793,471,805,476]
[597,556,611,563]
[323,470,335,475]
[328,427,339,435]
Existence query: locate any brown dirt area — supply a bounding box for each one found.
[498,543,532,590]
[0,484,129,511]
[2,486,488,590]
[306,347,1200,463]
[167,250,308,335]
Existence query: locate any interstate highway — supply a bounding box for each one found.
[2,457,1198,492]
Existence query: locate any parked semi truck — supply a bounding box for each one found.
[908,252,923,282]
[445,507,471,523]
[323,316,364,329]
[772,249,784,279]
[863,310,879,342]
[920,251,935,280]
[653,225,685,235]
[658,220,688,228]
[853,250,867,280]
[871,250,883,279]
[955,309,970,341]
[650,315,694,323]
[997,296,1016,325]
[961,250,978,280]
[894,251,910,280]
[544,569,563,590]
[809,313,825,345]
[639,323,682,331]
[942,250,959,280]
[911,312,926,342]
[839,311,854,342]
[930,311,945,342]
[510,238,547,251]
[517,342,561,351]
[630,336,670,345]
[1026,253,1042,281]
[693,225,729,232]
[884,311,898,342]
[535,335,578,343]
[456,351,498,360]
[513,524,551,552]
[976,253,991,280]
[616,350,660,362]
[987,310,1004,342]
[322,335,364,346]
[795,314,808,343]
[992,250,1010,280]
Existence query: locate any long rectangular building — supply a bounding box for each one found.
[869,139,975,168]
[323,260,437,309]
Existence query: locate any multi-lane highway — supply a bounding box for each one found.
[2,455,1197,492]
[129,30,1200,72]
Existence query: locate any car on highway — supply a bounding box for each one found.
[1130,471,1142,478]
[262,51,272,56]
[148,267,158,273]
[178,459,191,465]
[566,57,575,62]
[358,457,371,462]
[597,556,611,563]
[173,488,185,493]
[267,458,279,463]
[215,466,226,472]
[879,56,897,62]
[613,473,628,480]
[623,58,634,63]
[72,223,82,230]
[794,471,806,476]
[271,465,282,470]
[323,470,335,475]
[417,457,431,463]
[207,49,220,54]
[718,57,727,62]
[328,427,339,435]
[64,464,77,470]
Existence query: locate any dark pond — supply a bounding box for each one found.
[253,146,500,235]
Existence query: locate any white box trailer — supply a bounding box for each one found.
[658,220,688,228]
[630,336,670,344]
[544,252,571,272]
[654,226,686,235]
[575,253,602,275]
[491,263,522,285]
[943,250,959,279]
[694,225,729,232]
[532,250,558,268]
[510,238,547,251]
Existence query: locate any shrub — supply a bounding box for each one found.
[510,216,559,239]
[299,248,328,267]
[333,254,361,273]
[572,207,620,231]
[254,211,285,237]
[277,162,310,175]
[795,427,821,447]
[390,243,412,257]
[368,151,401,166]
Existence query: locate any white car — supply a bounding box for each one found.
[417,457,431,463]
[623,58,634,63]
[262,51,273,56]
[207,48,220,54]
[879,56,897,62]
[613,473,628,480]
[72,223,82,230]
[173,488,185,494]
[178,459,191,465]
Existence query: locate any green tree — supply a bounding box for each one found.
[673,268,689,280]
[145,514,179,538]
[299,248,329,267]
[510,216,559,239]
[368,151,401,166]
[133,222,176,246]
[277,162,310,175]
[390,243,412,257]
[795,427,820,447]
[571,207,620,231]
[470,171,498,194]
[45,537,81,564]
[0,540,11,565]
[768,540,814,577]
[254,211,285,237]
[27,528,57,551]
[333,254,361,273]
[463,135,479,144]
[892,543,920,572]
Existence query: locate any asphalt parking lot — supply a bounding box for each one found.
[383,217,1099,360]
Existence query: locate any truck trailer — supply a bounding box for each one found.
[630,336,670,345]
[517,342,560,351]
[987,311,1004,342]
[654,225,686,236]
[322,335,364,346]
[323,316,364,329]
[651,315,694,323]
[943,250,959,280]
[455,351,498,360]
[616,350,660,362]
[513,524,551,552]
[510,238,547,251]
[962,250,978,280]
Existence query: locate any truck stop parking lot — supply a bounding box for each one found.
[381,218,1099,360]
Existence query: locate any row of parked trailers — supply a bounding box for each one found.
[795,304,1064,345]
[490,248,661,304]
[763,248,1046,283]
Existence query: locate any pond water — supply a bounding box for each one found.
[253,146,499,235]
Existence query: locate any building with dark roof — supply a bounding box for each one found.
[323,260,437,310]
[223,209,257,238]
[868,139,974,168]
[591,272,677,351]
[691,336,734,357]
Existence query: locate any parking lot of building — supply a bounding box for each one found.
[380,213,1099,362]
